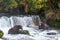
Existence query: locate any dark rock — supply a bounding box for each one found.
[39,23,49,30]
[47,32,57,35]
[0,30,4,38]
[19,30,29,35]
[8,25,22,34]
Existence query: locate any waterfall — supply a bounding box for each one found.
[0,16,41,33]
[9,16,34,27]
[9,16,25,27]
[9,16,41,27]
[0,16,59,40]
[0,16,11,28]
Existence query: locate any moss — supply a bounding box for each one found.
[19,30,29,35]
[0,30,3,38]
[47,19,60,28]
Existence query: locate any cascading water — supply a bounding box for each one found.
[0,16,60,40]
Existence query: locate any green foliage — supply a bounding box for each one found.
[28,0,48,11]
[0,0,48,12]
[4,0,18,11]
[58,1,60,8]
[47,0,60,10]
[0,0,4,6]
[47,19,60,28]
[15,0,20,4]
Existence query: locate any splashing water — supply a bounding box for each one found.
[0,16,60,40]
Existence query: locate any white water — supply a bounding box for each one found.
[0,16,60,40]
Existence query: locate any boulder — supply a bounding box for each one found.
[19,30,29,35]
[39,23,49,30]
[0,30,3,38]
[8,25,22,34]
[47,32,57,35]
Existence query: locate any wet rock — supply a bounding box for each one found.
[0,30,4,38]
[19,30,29,35]
[8,25,22,34]
[39,23,49,30]
[47,32,57,35]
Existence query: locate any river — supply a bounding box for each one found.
[0,16,60,40]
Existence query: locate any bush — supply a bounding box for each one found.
[47,19,60,28]
[19,30,29,35]
[0,30,3,38]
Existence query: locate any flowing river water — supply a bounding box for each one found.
[0,15,60,40]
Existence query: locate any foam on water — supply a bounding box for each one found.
[0,16,60,40]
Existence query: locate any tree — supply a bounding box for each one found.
[0,0,4,6]
[28,0,48,11]
[46,0,60,20]
[4,0,18,12]
[0,0,4,12]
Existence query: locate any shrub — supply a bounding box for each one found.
[47,19,60,28]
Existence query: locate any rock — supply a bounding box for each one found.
[0,30,4,38]
[39,23,49,30]
[39,23,45,29]
[47,32,57,35]
[8,25,22,34]
[19,30,29,35]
